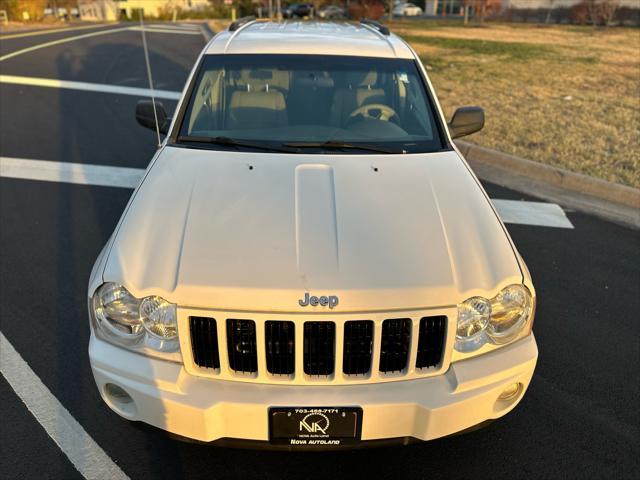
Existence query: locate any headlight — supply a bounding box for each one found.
[139,296,178,351]
[92,283,144,343]
[487,284,532,343]
[456,297,491,352]
[455,284,533,353]
[91,283,180,356]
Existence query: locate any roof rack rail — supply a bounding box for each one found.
[360,19,390,36]
[229,15,256,32]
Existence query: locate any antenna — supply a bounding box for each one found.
[139,8,162,148]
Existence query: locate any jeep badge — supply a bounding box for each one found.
[298,293,339,309]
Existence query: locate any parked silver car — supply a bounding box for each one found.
[318,5,346,19]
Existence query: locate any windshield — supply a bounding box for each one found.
[176,54,446,154]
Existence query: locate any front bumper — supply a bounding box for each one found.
[89,333,537,444]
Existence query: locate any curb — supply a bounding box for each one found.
[456,140,640,229]
[456,141,640,209]
[200,22,214,41]
[455,141,640,230]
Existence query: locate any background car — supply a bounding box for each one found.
[43,7,69,20]
[318,5,346,19]
[393,2,423,16]
[282,3,313,18]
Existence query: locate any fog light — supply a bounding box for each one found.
[105,383,133,404]
[499,382,522,401]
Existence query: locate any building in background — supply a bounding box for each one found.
[423,0,501,16]
[77,0,210,20]
[77,0,116,20]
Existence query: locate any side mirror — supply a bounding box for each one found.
[448,106,484,139]
[135,100,170,135]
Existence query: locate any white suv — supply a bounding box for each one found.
[88,19,537,448]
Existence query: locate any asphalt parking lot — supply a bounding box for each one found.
[1,22,638,480]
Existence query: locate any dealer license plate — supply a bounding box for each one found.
[269,407,362,446]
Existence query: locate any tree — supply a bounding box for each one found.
[463,0,471,25]
[477,0,487,25]
[585,0,599,25]
[545,0,556,25]
[0,0,19,19]
[460,0,490,27]
[1,0,49,21]
[600,0,619,26]
[583,0,619,27]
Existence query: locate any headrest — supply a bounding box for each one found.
[233,69,291,92]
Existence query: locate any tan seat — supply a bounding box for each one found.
[329,71,386,127]
[228,90,288,130]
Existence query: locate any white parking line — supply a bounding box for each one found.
[0,331,129,480]
[492,199,574,229]
[0,23,110,40]
[0,24,204,62]
[129,26,202,35]
[0,26,133,62]
[0,157,143,188]
[0,157,575,228]
[157,24,202,30]
[0,74,182,100]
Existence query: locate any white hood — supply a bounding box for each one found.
[103,147,522,312]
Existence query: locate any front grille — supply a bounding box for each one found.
[188,312,447,384]
[416,316,447,369]
[343,320,374,375]
[303,322,335,376]
[265,321,295,375]
[379,318,412,373]
[226,319,258,373]
[189,316,220,369]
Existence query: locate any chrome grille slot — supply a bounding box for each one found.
[379,318,411,373]
[343,320,373,375]
[226,319,258,373]
[416,316,447,369]
[265,321,295,375]
[303,321,335,376]
[189,316,220,369]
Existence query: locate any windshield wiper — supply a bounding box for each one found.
[177,135,295,153]
[283,140,405,154]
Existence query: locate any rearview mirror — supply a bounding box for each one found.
[135,100,170,135]
[448,106,484,139]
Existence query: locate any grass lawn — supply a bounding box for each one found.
[390,20,640,188]
[209,19,639,188]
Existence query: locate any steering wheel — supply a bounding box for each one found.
[347,103,399,123]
